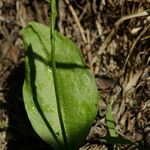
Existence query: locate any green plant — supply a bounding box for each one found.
[102,96,133,148]
[21,0,99,150]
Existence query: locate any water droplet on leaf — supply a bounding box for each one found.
[48,68,52,73]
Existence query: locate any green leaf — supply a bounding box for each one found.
[105,102,134,146]
[106,102,117,137]
[21,21,99,150]
[99,136,133,145]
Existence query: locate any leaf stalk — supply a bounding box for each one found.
[50,1,69,149]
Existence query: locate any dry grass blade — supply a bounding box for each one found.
[63,0,87,43]
[124,24,150,68]
[115,10,148,28]
[97,10,148,56]
[123,70,143,95]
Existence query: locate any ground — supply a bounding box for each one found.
[0,0,150,150]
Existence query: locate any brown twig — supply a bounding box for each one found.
[124,24,150,68]
[92,10,149,65]
[63,0,87,43]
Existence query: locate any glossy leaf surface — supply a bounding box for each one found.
[21,22,99,150]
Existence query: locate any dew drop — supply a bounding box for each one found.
[38,83,46,88]
[48,68,52,73]
[46,108,51,113]
[47,108,50,111]
[42,104,52,113]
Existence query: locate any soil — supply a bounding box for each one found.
[0,0,150,150]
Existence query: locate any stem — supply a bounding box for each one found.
[50,1,69,149]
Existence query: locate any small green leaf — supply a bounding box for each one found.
[106,102,117,137]
[21,21,99,150]
[105,101,134,146]
[99,136,133,145]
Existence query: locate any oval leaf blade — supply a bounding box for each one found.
[21,21,99,150]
